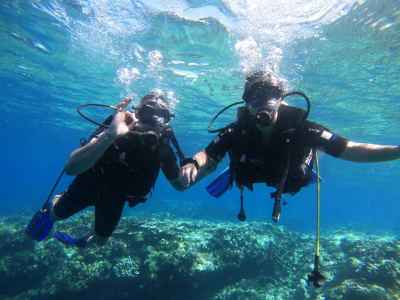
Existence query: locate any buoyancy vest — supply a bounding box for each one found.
[79,120,173,203]
[228,105,314,195]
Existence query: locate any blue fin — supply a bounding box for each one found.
[25,204,54,242]
[306,169,324,186]
[54,231,88,248]
[206,167,232,198]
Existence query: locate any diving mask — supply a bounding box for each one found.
[243,81,282,127]
[137,100,171,130]
[247,98,280,127]
[132,99,172,146]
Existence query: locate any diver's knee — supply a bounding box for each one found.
[49,194,63,222]
[92,232,109,246]
[52,193,62,205]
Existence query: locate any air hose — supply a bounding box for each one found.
[77,103,116,128]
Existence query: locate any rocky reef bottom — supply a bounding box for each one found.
[0,212,399,300]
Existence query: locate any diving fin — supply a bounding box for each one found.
[25,169,65,242]
[25,203,54,242]
[206,167,232,198]
[53,231,89,248]
[306,169,324,186]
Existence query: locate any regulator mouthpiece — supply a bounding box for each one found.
[152,115,167,130]
[256,110,274,127]
[252,99,279,127]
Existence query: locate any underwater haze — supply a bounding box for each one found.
[1,0,400,299]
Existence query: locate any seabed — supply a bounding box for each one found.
[0,212,399,300]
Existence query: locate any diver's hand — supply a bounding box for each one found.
[180,163,198,188]
[107,98,138,140]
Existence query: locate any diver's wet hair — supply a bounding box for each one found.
[242,70,285,102]
[139,90,169,109]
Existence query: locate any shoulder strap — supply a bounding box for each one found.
[275,106,307,132]
[224,106,254,132]
[236,106,251,122]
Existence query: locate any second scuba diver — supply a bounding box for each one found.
[26,90,187,247]
[179,70,400,222]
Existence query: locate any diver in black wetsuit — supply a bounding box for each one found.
[41,91,185,247]
[179,70,400,220]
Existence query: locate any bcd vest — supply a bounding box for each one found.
[79,121,172,204]
[229,105,314,195]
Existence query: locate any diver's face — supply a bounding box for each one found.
[243,81,282,128]
[247,98,280,128]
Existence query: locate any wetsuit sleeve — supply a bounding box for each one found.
[205,128,233,161]
[301,120,348,157]
[160,145,180,180]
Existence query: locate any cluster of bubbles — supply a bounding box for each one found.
[234,37,288,89]
[116,67,141,100]
[230,0,365,84]
[116,49,179,110]
[35,0,366,107]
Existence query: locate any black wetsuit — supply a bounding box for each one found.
[205,105,348,194]
[54,130,179,238]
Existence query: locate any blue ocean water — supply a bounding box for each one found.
[1,0,400,234]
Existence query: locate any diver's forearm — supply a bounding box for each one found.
[190,151,218,185]
[193,150,209,168]
[65,133,114,175]
[338,142,400,162]
[193,162,217,183]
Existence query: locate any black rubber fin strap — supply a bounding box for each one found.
[41,169,65,210]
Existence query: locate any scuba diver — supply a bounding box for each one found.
[25,90,187,247]
[179,70,400,221]
[179,70,400,287]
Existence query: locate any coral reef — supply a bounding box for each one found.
[0,212,399,299]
